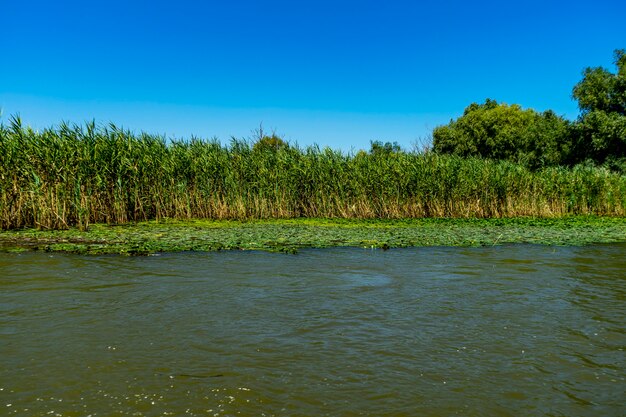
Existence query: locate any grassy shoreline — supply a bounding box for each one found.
[1,217,625,255]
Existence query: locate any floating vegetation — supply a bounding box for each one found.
[0,217,624,255]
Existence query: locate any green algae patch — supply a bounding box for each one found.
[0,217,625,255]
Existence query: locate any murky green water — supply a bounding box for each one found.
[1,245,625,416]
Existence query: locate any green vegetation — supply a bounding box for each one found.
[433,100,570,169]
[571,49,626,166]
[433,49,626,170]
[1,116,625,231]
[1,51,624,232]
[1,217,624,255]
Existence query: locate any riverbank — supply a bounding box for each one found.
[0,217,625,255]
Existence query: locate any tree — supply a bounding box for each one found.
[570,49,626,164]
[253,133,288,152]
[572,49,626,115]
[433,99,570,168]
[369,140,401,155]
[251,125,289,152]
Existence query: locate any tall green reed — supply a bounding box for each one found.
[1,117,624,230]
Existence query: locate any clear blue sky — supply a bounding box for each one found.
[2,0,625,151]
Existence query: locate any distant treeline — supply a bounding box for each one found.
[433,49,626,170]
[1,119,624,230]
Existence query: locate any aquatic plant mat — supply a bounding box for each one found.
[0,217,624,255]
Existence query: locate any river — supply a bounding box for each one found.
[1,245,625,416]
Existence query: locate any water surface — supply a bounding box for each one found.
[1,245,625,416]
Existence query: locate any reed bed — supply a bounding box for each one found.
[1,118,625,230]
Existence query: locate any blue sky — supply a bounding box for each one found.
[2,0,625,151]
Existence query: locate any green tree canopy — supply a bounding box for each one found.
[432,99,570,168]
[369,140,401,155]
[253,133,289,152]
[570,49,626,164]
[572,49,626,115]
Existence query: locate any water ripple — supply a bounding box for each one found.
[1,244,625,416]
